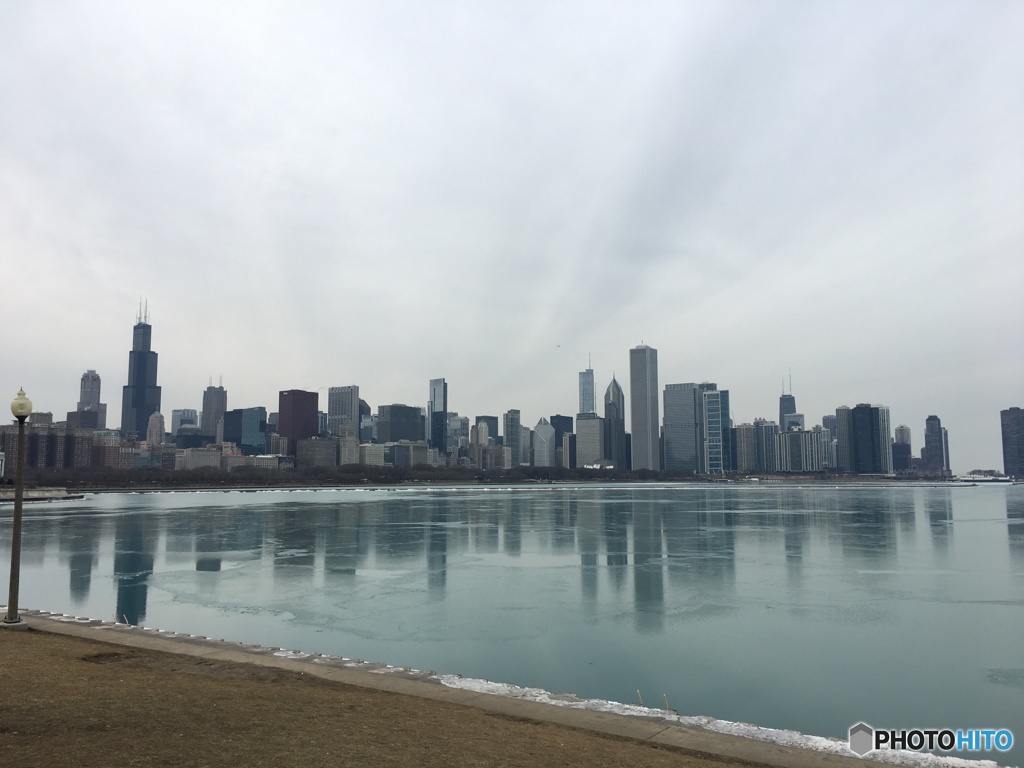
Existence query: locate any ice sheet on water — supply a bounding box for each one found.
[437,676,1001,768]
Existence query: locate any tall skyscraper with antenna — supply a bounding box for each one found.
[201,378,228,441]
[579,357,595,415]
[120,301,161,440]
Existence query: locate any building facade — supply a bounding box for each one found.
[120,308,161,440]
[278,389,319,456]
[629,344,660,471]
[327,385,360,436]
[428,378,448,454]
[579,365,596,415]
[1001,407,1024,478]
[603,377,627,469]
[200,384,227,441]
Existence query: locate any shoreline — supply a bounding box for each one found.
[4,478,996,498]
[3,607,962,768]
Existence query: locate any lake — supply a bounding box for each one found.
[2,483,1021,763]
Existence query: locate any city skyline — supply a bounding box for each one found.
[2,2,1021,471]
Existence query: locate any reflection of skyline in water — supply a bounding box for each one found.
[5,484,1020,765]
[0,486,1005,628]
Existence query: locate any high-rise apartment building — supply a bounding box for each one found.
[732,423,758,473]
[702,387,731,474]
[629,344,660,471]
[847,403,893,474]
[923,415,948,475]
[328,385,360,436]
[428,378,448,454]
[200,383,227,440]
[278,389,319,456]
[120,304,161,440]
[1001,407,1024,478]
[579,364,596,415]
[753,419,781,473]
[603,377,627,469]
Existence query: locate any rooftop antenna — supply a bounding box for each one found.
[137,297,143,324]
[219,374,223,387]
[144,299,149,324]
[789,370,792,395]
[588,352,592,369]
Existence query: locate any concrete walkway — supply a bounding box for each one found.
[6,608,891,768]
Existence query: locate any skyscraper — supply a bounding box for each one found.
[171,409,198,436]
[222,407,268,455]
[533,418,555,467]
[328,386,360,436]
[200,382,227,441]
[146,412,165,445]
[76,370,107,428]
[702,387,731,474]
[428,378,448,454]
[603,377,627,469]
[503,409,521,468]
[475,416,499,444]
[378,404,424,443]
[630,344,660,471]
[278,389,319,456]
[120,304,161,440]
[779,391,796,429]
[894,424,912,446]
[1001,407,1024,478]
[579,363,595,415]
[923,416,947,475]
[849,403,893,474]
[664,383,700,472]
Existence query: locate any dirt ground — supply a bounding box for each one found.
[0,628,749,768]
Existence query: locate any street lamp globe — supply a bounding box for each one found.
[11,388,32,420]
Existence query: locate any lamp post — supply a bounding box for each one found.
[3,388,32,628]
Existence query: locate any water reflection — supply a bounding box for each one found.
[5,485,1012,633]
[113,515,155,625]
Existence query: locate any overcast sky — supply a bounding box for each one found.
[2,1,1022,472]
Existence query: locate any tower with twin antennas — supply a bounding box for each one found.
[120,299,162,440]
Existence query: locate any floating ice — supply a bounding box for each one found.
[437,676,1001,768]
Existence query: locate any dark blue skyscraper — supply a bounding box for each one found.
[120,304,161,440]
[428,378,448,454]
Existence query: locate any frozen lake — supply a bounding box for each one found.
[3,483,1021,763]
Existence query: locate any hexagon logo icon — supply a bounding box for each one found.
[849,722,875,756]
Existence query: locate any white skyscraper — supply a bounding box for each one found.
[630,344,660,471]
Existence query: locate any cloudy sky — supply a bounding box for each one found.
[2,1,1021,472]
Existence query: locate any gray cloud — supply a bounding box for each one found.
[2,0,1022,470]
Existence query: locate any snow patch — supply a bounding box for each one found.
[437,676,1002,768]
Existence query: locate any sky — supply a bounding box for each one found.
[1,1,1022,472]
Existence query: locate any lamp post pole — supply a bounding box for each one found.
[4,388,32,628]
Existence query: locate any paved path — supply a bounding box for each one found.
[4,609,891,768]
